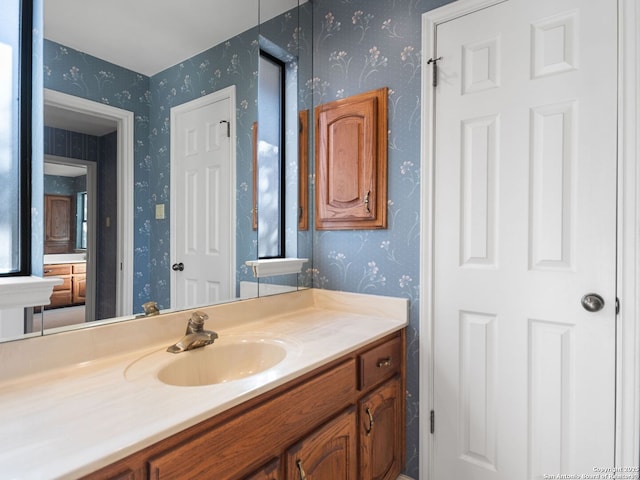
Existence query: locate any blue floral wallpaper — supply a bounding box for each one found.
[43,174,85,196]
[43,27,262,309]
[310,0,452,477]
[148,27,259,304]
[43,38,152,311]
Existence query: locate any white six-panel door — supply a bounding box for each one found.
[430,0,618,478]
[170,87,236,310]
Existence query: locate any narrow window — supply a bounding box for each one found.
[0,0,32,275]
[78,191,87,250]
[257,50,285,259]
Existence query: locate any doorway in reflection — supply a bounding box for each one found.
[41,158,90,330]
[40,106,119,327]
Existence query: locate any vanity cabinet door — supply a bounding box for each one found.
[285,408,357,480]
[359,377,403,480]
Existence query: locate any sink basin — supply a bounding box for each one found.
[125,335,294,387]
[158,341,287,386]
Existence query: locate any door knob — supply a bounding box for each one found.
[581,293,605,312]
[172,262,184,272]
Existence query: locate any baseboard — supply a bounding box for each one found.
[397,475,415,480]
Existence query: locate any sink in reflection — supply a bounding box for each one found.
[125,335,295,387]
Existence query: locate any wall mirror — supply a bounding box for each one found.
[254,0,313,297]
[2,0,312,342]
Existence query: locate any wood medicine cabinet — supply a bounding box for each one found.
[45,194,75,254]
[315,87,388,230]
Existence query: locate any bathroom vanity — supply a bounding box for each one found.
[86,331,404,480]
[43,262,86,308]
[0,289,407,479]
[42,254,88,309]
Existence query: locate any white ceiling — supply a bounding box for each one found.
[44,161,87,177]
[44,0,301,77]
[44,104,117,136]
[43,0,301,134]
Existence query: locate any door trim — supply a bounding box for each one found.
[615,0,640,466]
[44,154,97,322]
[419,1,640,478]
[43,89,134,318]
[169,85,237,309]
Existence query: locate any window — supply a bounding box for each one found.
[257,51,285,259]
[78,191,87,249]
[0,0,32,275]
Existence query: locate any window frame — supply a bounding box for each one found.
[79,191,87,250]
[257,49,287,260]
[1,0,33,277]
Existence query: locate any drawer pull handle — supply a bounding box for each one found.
[365,407,374,436]
[44,270,52,274]
[296,459,307,480]
[377,357,392,368]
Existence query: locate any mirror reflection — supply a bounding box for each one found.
[254,0,313,297]
[10,0,312,341]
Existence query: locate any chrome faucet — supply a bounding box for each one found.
[142,301,160,316]
[166,311,218,353]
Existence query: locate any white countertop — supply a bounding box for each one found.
[0,289,407,479]
[43,254,87,265]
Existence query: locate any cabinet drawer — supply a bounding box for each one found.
[44,264,72,276]
[72,263,86,274]
[149,359,357,479]
[358,335,401,391]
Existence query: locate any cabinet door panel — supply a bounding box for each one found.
[315,88,387,230]
[46,195,72,242]
[359,377,403,480]
[45,195,75,254]
[286,408,357,480]
[73,274,86,304]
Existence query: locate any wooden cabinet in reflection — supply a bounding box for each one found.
[45,194,75,254]
[43,262,86,309]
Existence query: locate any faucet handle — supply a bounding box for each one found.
[190,311,209,325]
